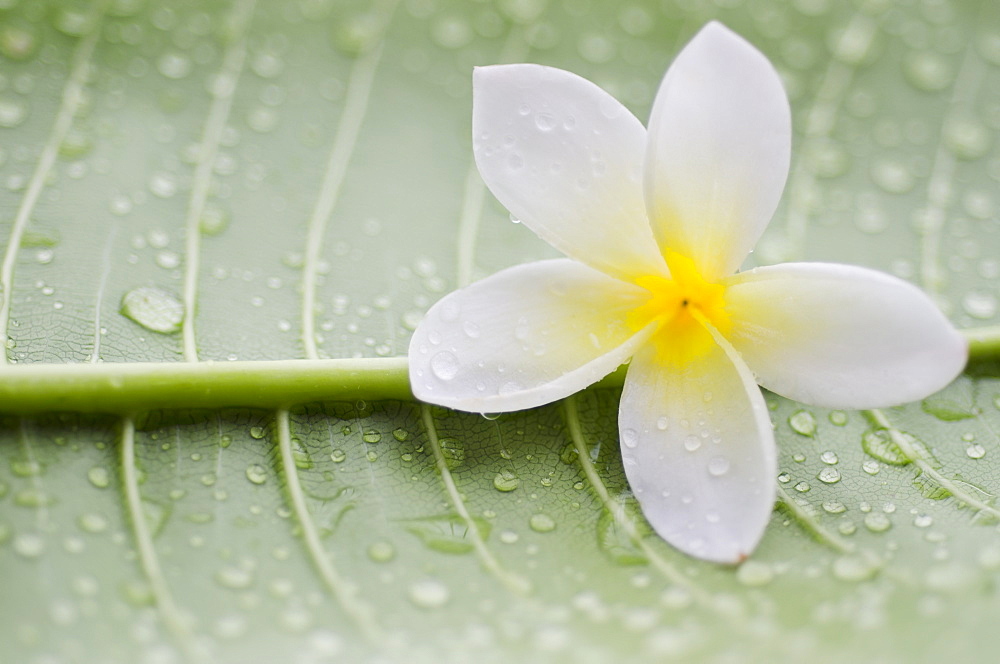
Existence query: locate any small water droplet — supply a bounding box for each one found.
[215,566,254,590]
[794,481,810,493]
[864,513,892,533]
[87,466,110,489]
[832,553,880,582]
[683,435,701,452]
[529,513,556,533]
[534,113,556,131]
[655,416,669,431]
[962,291,997,319]
[330,449,346,463]
[249,426,266,440]
[13,533,45,558]
[707,456,730,477]
[822,501,846,514]
[904,51,952,91]
[818,468,841,484]
[367,541,395,563]
[621,428,638,449]
[966,443,986,459]
[408,578,450,609]
[362,430,381,444]
[736,560,773,587]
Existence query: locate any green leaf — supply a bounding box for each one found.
[2,0,1000,662]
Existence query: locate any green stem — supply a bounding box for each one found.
[966,325,1000,360]
[0,358,413,413]
[0,326,996,414]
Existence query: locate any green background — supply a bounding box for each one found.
[2,0,1000,661]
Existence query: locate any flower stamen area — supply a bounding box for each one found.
[627,252,732,367]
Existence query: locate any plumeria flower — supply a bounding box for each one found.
[408,22,967,563]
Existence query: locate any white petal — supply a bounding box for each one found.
[644,22,791,280]
[473,64,666,281]
[409,259,653,412]
[619,338,776,564]
[725,263,968,408]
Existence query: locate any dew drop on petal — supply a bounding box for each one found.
[621,428,638,448]
[707,456,730,477]
[656,416,669,431]
[430,351,459,380]
[683,435,701,452]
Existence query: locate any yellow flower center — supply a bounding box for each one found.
[627,251,731,367]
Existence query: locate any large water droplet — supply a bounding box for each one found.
[120,287,184,334]
[430,351,459,380]
[493,469,519,492]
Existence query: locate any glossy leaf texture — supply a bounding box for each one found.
[1,0,1000,662]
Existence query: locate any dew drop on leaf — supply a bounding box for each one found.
[493,469,519,492]
[788,410,817,436]
[120,287,184,334]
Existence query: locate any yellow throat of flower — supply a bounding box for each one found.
[627,251,732,367]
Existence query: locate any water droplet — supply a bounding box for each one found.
[149,172,178,198]
[832,553,881,582]
[967,443,986,459]
[430,351,459,380]
[330,449,346,463]
[621,428,638,448]
[736,560,773,587]
[904,51,952,91]
[120,287,184,334]
[788,410,817,436]
[534,113,556,131]
[707,456,730,477]
[408,578,449,609]
[945,118,991,160]
[822,501,846,514]
[864,512,892,533]
[862,459,880,475]
[871,160,914,194]
[817,468,841,484]
[13,533,45,558]
[683,435,701,452]
[962,291,997,319]
[493,469,519,492]
[249,426,266,439]
[216,566,254,590]
[913,514,934,528]
[0,23,39,61]
[245,464,267,485]
[529,513,556,533]
[794,481,810,493]
[655,416,669,431]
[819,451,839,465]
[87,466,110,489]
[828,411,848,426]
[78,513,108,533]
[0,98,27,128]
[157,51,192,79]
[367,541,395,563]
[362,430,381,444]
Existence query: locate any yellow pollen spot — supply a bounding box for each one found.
[627,251,731,367]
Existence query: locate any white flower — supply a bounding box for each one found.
[408,22,968,563]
